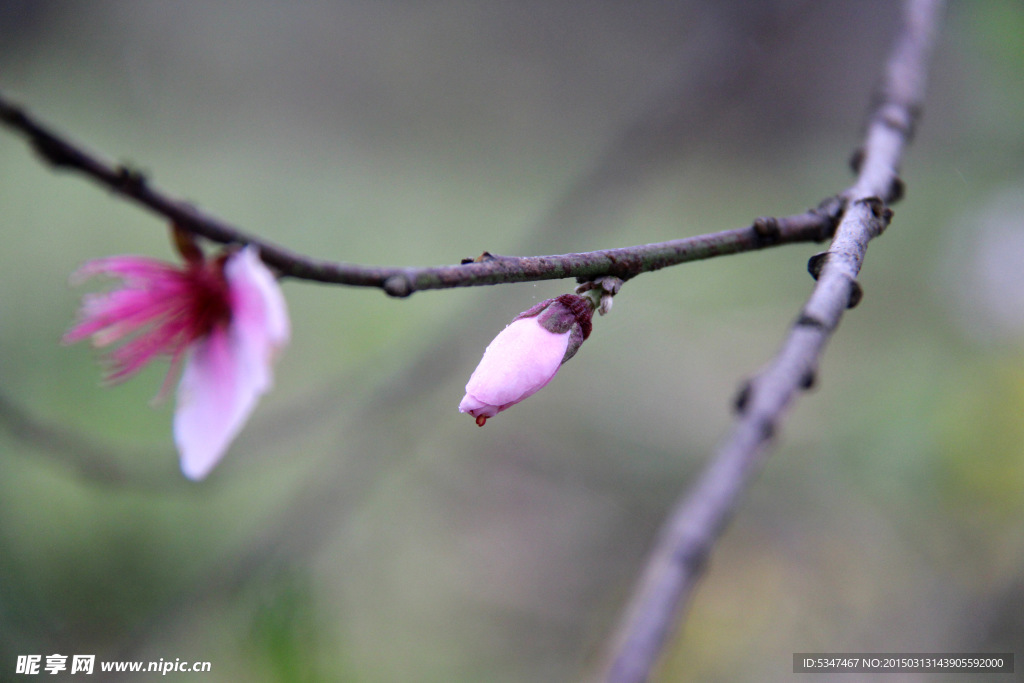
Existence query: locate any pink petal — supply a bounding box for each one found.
[173,328,252,480]
[458,393,496,418]
[70,255,181,286]
[172,247,288,479]
[226,246,290,359]
[460,317,570,417]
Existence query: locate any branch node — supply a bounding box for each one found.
[0,99,27,127]
[752,216,780,240]
[733,380,752,414]
[855,196,894,236]
[575,276,623,315]
[673,539,711,577]
[807,252,829,280]
[858,195,885,219]
[460,251,497,264]
[383,274,412,298]
[795,312,829,331]
[848,147,864,174]
[847,279,864,309]
[115,165,149,193]
[757,416,776,441]
[875,101,916,137]
[32,135,76,169]
[886,176,906,204]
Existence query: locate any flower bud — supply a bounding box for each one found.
[459,294,593,425]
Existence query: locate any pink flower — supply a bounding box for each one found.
[459,294,593,426]
[64,244,289,479]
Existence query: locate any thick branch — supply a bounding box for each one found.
[598,1,944,681]
[0,91,837,297]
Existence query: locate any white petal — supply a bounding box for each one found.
[226,246,290,353]
[174,329,259,479]
[173,247,289,480]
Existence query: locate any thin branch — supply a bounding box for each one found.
[0,90,838,297]
[0,390,182,491]
[597,1,945,681]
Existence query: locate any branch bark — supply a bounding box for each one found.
[596,1,944,681]
[0,90,838,296]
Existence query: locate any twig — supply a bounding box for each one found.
[0,90,838,297]
[0,390,182,491]
[597,1,944,681]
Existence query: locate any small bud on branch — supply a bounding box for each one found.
[459,295,594,425]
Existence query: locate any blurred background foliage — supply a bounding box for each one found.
[0,1,1022,681]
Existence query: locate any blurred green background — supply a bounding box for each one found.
[1,1,1022,681]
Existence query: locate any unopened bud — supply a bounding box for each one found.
[459,295,593,425]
